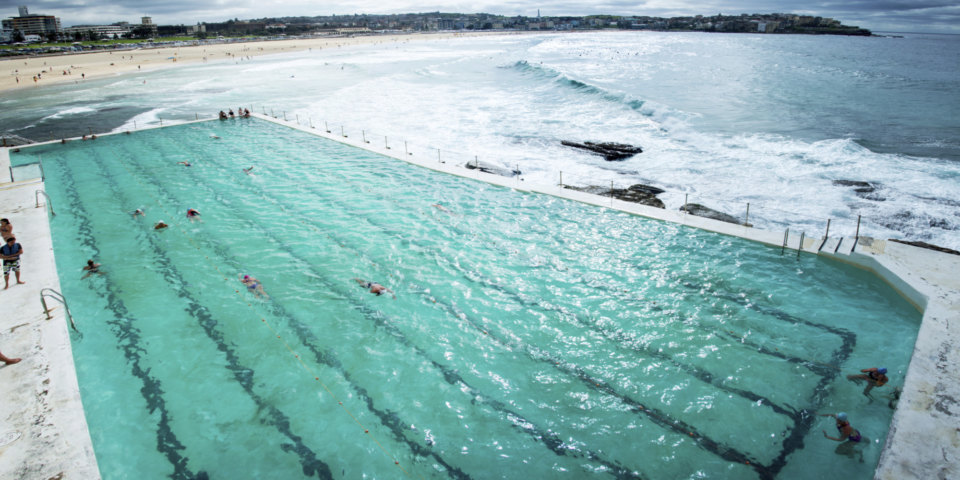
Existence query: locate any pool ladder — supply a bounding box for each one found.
[35,190,55,216]
[40,288,77,332]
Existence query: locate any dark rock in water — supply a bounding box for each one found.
[464,160,521,177]
[679,203,742,225]
[628,184,665,195]
[563,183,665,209]
[833,180,872,188]
[561,140,643,161]
[833,179,883,200]
[889,239,960,256]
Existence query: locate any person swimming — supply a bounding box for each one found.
[186,208,200,218]
[821,412,862,443]
[131,208,145,217]
[177,161,192,167]
[239,274,268,298]
[243,167,254,174]
[82,259,102,278]
[154,220,168,230]
[353,278,395,299]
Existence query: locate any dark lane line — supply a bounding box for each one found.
[55,163,205,480]
[117,140,638,479]
[80,153,334,479]
[210,148,803,425]
[163,133,778,476]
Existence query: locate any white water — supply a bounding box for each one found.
[3,31,959,250]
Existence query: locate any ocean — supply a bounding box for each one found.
[2,31,958,250]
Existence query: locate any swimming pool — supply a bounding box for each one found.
[12,118,920,479]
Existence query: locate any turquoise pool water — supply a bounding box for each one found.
[13,118,920,479]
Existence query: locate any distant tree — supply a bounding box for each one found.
[130,26,153,38]
[12,30,25,42]
[73,31,83,41]
[196,31,207,39]
[46,31,59,42]
[87,30,100,41]
[481,22,493,29]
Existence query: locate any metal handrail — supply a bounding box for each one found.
[40,288,77,331]
[35,190,55,216]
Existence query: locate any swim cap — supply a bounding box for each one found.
[243,275,249,280]
[836,412,848,422]
[878,367,887,374]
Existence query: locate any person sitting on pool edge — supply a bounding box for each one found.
[82,259,103,279]
[353,278,395,299]
[847,367,888,398]
[239,274,268,299]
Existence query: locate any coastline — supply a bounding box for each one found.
[0,31,514,93]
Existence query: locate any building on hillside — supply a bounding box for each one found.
[2,5,62,41]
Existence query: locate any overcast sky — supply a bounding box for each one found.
[3,1,958,34]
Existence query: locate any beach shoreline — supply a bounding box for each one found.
[0,31,516,93]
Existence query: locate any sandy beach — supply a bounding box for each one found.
[0,31,508,93]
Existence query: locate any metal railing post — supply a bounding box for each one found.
[853,214,861,253]
[797,232,805,259]
[744,203,750,226]
[781,228,789,255]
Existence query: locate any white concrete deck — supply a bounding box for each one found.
[1,114,956,479]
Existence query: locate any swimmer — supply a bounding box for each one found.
[353,278,395,299]
[186,208,201,221]
[131,208,145,217]
[154,220,168,230]
[82,259,102,278]
[243,166,254,175]
[847,367,888,399]
[210,134,221,139]
[431,204,450,213]
[177,161,192,167]
[239,274,268,298]
[819,412,865,461]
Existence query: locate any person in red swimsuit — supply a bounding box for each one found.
[847,367,888,398]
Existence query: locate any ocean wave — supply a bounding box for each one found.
[40,106,97,121]
[504,60,646,112]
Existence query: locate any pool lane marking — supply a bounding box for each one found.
[123,136,640,479]
[276,136,860,477]
[54,160,207,480]
[89,148,342,479]
[170,133,777,476]
[213,150,807,425]
[124,135,642,478]
[107,141,484,479]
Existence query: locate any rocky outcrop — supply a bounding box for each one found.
[564,183,665,209]
[679,203,742,225]
[561,141,643,161]
[833,179,884,201]
[464,160,521,177]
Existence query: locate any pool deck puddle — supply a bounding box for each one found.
[1,115,957,479]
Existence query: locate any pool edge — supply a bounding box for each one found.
[0,147,101,480]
